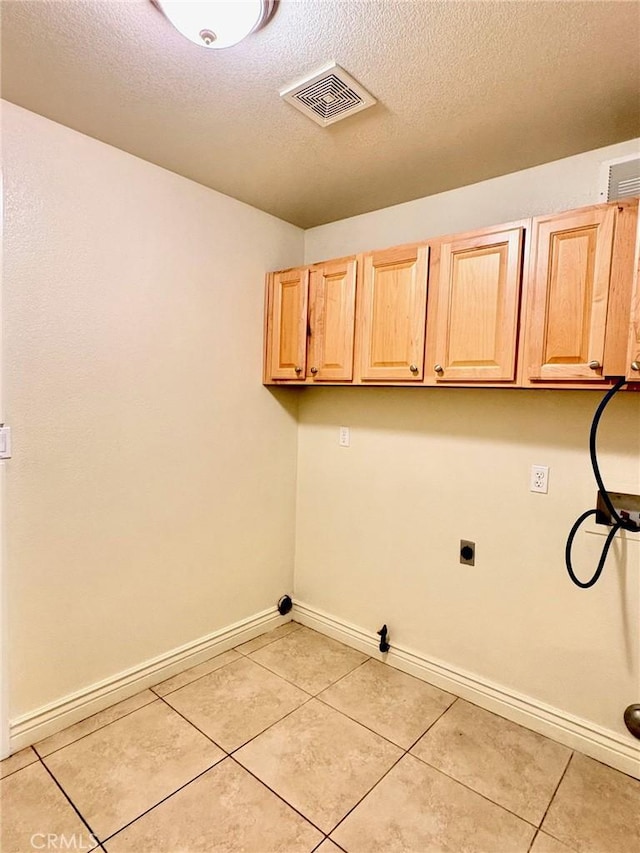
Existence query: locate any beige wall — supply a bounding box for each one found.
[305,138,640,261]
[297,140,640,740]
[2,102,303,718]
[3,100,639,750]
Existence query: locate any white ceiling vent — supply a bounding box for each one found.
[599,154,640,202]
[280,63,376,127]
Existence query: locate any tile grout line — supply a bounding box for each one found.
[38,755,101,847]
[39,628,300,755]
[312,835,347,853]
[314,688,455,754]
[18,624,596,852]
[163,624,366,706]
[327,715,545,845]
[314,655,372,695]
[527,829,540,853]
[327,696,505,841]
[245,640,371,697]
[156,694,230,754]
[36,703,570,853]
[12,642,431,774]
[407,746,545,832]
[18,685,323,847]
[329,684,548,841]
[534,751,578,849]
[32,645,250,760]
[400,698,587,837]
[0,747,39,779]
[10,623,336,769]
[234,621,304,656]
[150,649,244,698]
[169,632,552,838]
[404,696,459,753]
[577,749,640,783]
[327,745,408,839]
[230,695,470,843]
[99,761,223,847]
[456,694,576,755]
[228,648,424,840]
[229,652,318,697]
[153,618,309,699]
[152,619,306,699]
[325,684,459,838]
[401,694,578,835]
[158,686,317,762]
[228,694,316,757]
[162,626,449,772]
[33,695,159,760]
[228,753,327,837]
[37,711,326,851]
[160,656,582,848]
[28,631,371,849]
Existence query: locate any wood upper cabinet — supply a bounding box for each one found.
[307,258,357,381]
[357,244,429,381]
[426,226,524,383]
[264,200,639,388]
[524,203,627,382]
[628,266,640,381]
[622,202,640,382]
[265,267,309,380]
[264,258,356,383]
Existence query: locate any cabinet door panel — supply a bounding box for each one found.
[308,259,357,381]
[526,207,615,381]
[268,268,308,380]
[628,274,640,380]
[432,229,523,381]
[359,245,429,381]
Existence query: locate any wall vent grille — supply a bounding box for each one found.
[599,155,640,202]
[280,63,376,127]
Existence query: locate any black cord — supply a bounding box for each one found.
[565,376,636,588]
[589,377,637,532]
[565,509,624,588]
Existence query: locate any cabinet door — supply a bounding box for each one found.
[358,245,429,381]
[616,202,640,382]
[308,258,357,381]
[628,269,640,381]
[267,268,309,380]
[430,228,523,382]
[525,206,616,381]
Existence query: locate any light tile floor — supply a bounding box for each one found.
[2,623,639,853]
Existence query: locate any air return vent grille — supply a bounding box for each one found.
[599,155,640,202]
[280,63,376,127]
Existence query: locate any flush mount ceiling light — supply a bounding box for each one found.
[153,1,276,49]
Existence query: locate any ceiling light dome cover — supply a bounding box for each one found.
[155,1,275,49]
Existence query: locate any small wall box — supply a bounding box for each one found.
[595,491,640,529]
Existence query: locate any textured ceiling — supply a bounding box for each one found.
[2,0,639,227]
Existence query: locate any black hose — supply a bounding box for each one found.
[565,376,635,588]
[589,377,637,532]
[565,509,623,588]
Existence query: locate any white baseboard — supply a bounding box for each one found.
[293,600,640,780]
[9,606,290,753]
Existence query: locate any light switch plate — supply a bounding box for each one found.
[339,426,350,447]
[0,426,11,459]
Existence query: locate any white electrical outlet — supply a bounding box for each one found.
[530,465,549,493]
[339,426,350,447]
